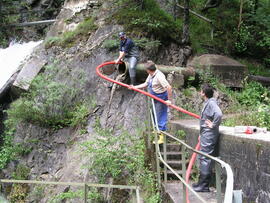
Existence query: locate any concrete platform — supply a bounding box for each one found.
[164,181,219,203]
[169,119,270,202]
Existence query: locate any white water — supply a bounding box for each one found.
[0,41,42,89]
[0,195,8,203]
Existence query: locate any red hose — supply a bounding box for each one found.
[185,142,200,203]
[96,61,200,202]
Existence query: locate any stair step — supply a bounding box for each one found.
[161,152,182,155]
[166,169,183,175]
[159,143,182,151]
[166,160,188,164]
[161,152,182,159]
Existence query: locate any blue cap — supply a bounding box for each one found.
[118,32,126,37]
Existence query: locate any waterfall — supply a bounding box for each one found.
[0,41,42,89]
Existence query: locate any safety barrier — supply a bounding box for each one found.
[0,179,140,203]
[96,61,238,203]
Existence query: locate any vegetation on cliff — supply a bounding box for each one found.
[0,0,269,202]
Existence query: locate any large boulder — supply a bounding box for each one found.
[188,54,248,87]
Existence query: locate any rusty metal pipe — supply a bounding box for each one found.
[119,62,195,80]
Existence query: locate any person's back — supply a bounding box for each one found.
[120,38,139,58]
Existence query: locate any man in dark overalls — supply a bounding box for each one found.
[115,32,140,85]
[193,83,223,192]
[132,61,172,143]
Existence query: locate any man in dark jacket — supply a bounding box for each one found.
[192,83,222,192]
[115,32,139,85]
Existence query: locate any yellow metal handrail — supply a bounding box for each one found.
[0,179,140,203]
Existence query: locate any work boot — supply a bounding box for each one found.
[192,173,210,192]
[130,77,136,85]
[153,133,164,144]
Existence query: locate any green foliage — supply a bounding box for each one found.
[45,18,98,48]
[27,185,45,202]
[103,37,161,52]
[188,0,269,66]
[6,64,89,129]
[234,25,252,53]
[69,98,96,128]
[49,188,102,203]
[238,59,270,77]
[11,164,30,180]
[134,38,161,50]
[8,184,29,203]
[175,130,186,140]
[80,120,160,202]
[112,0,182,43]
[223,81,270,129]
[0,119,28,169]
[102,39,119,51]
[236,81,269,106]
[222,105,270,130]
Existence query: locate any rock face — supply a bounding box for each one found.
[188,54,248,87]
[0,0,192,201]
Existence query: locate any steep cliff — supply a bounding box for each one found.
[0,0,192,202]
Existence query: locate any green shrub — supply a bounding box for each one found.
[236,81,269,107]
[0,119,27,169]
[49,188,102,203]
[45,18,98,48]
[112,0,182,43]
[222,105,270,130]
[80,120,160,202]
[6,64,88,129]
[11,164,30,180]
[238,59,270,77]
[102,39,119,51]
[103,37,161,51]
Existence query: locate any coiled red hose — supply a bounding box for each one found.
[96,61,200,203]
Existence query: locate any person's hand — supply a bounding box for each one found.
[205,119,213,128]
[114,59,123,64]
[165,100,172,106]
[128,85,134,90]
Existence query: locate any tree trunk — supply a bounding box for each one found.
[238,0,244,31]
[248,75,270,86]
[182,0,190,44]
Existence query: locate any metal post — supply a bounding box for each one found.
[233,190,243,203]
[182,145,187,202]
[136,188,140,203]
[215,162,222,203]
[131,189,136,203]
[164,133,167,183]
[151,99,161,188]
[84,183,88,203]
[155,132,161,189]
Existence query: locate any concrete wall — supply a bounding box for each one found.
[169,120,270,203]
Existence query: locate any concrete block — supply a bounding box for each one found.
[188,54,248,87]
[169,120,270,202]
[13,57,46,90]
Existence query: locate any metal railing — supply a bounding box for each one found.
[0,179,140,203]
[149,98,234,203]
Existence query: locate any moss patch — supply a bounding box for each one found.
[45,17,98,48]
[111,0,182,44]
